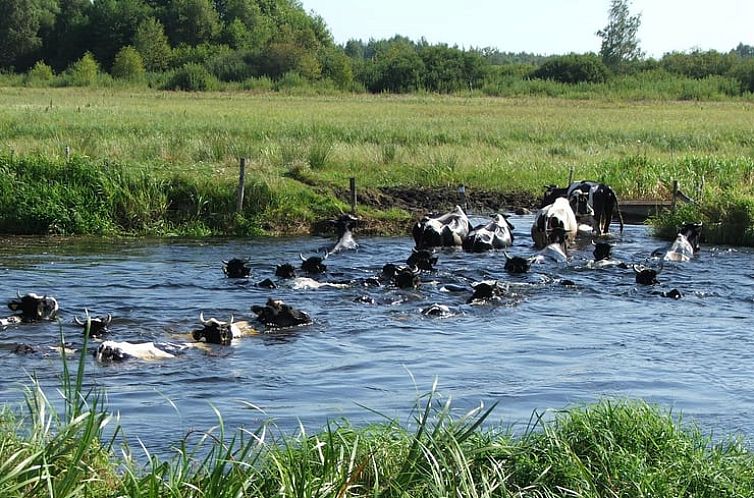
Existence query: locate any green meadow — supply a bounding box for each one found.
[1,86,754,240]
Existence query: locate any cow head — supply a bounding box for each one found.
[8,292,59,322]
[251,298,312,328]
[275,263,297,279]
[223,258,251,278]
[421,304,452,317]
[593,242,613,261]
[634,264,660,285]
[300,253,327,274]
[406,248,438,271]
[393,266,420,289]
[193,313,236,345]
[541,185,568,208]
[504,253,531,274]
[74,313,112,337]
[568,189,591,216]
[94,342,129,362]
[679,222,703,253]
[332,213,359,235]
[468,280,505,304]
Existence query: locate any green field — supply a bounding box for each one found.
[2,87,754,239]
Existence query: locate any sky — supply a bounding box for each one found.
[299,0,753,58]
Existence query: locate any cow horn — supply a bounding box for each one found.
[16,290,21,298]
[199,312,208,325]
[105,313,112,326]
[229,314,234,325]
[322,251,329,260]
[300,253,307,261]
[632,264,641,274]
[74,316,84,326]
[222,260,229,265]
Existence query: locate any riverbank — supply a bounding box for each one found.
[2,350,752,498]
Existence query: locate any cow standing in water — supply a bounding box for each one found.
[323,214,359,255]
[531,197,578,249]
[542,181,624,236]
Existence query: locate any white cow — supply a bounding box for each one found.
[531,197,578,249]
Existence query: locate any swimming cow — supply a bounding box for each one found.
[251,298,312,328]
[462,214,514,253]
[94,341,175,362]
[74,313,112,337]
[7,292,59,322]
[412,205,470,249]
[323,213,360,255]
[223,258,252,278]
[653,222,703,262]
[192,313,241,345]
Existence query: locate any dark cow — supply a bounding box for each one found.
[94,340,175,362]
[223,258,251,278]
[633,264,660,285]
[462,214,514,253]
[504,253,532,274]
[468,280,506,304]
[412,205,470,249]
[300,253,327,274]
[74,313,112,337]
[531,198,578,249]
[251,298,312,328]
[7,292,59,322]
[192,313,240,345]
[406,248,438,271]
[593,241,613,261]
[323,213,359,254]
[653,222,703,262]
[275,263,297,279]
[382,264,421,289]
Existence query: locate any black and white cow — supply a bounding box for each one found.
[251,298,312,328]
[504,253,532,274]
[192,313,242,345]
[532,226,569,264]
[94,341,175,362]
[323,213,359,255]
[406,248,438,271]
[412,205,470,249]
[542,181,624,236]
[223,258,251,278]
[382,263,421,289]
[300,253,328,274]
[7,292,59,322]
[74,313,112,337]
[462,214,514,253]
[467,280,506,304]
[653,222,703,262]
[531,197,578,249]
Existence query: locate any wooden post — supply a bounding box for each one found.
[349,177,357,214]
[567,167,574,186]
[671,179,679,212]
[457,184,467,212]
[236,158,246,213]
[65,146,71,160]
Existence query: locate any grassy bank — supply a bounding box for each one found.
[1,87,754,241]
[2,345,753,497]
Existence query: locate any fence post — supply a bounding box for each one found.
[671,179,679,212]
[567,167,574,186]
[457,184,467,212]
[349,177,357,214]
[236,158,246,213]
[65,146,71,161]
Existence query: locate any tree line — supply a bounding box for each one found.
[1,0,753,95]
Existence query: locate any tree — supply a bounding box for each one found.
[596,0,644,72]
[134,17,172,71]
[87,0,153,70]
[67,51,99,85]
[111,45,145,80]
[0,0,58,70]
[163,0,221,46]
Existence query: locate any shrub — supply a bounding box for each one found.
[25,61,54,86]
[111,46,146,81]
[531,53,610,84]
[66,52,100,86]
[162,63,218,91]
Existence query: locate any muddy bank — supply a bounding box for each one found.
[319,186,539,235]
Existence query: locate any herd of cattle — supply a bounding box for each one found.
[1,180,703,362]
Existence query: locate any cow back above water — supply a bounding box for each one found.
[531,197,578,249]
[657,222,702,262]
[412,205,470,249]
[462,214,514,253]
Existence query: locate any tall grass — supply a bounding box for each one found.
[3,349,754,498]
